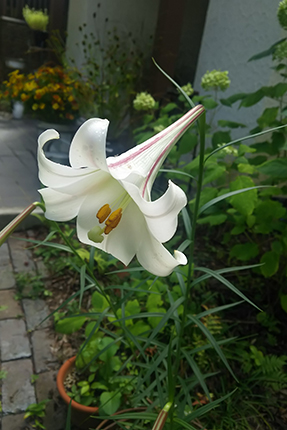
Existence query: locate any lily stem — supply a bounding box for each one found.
[169,112,206,429]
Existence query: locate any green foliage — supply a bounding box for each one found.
[24,400,50,429]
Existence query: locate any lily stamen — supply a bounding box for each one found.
[104,208,122,234]
[97,204,111,223]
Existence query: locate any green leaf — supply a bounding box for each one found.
[217,120,246,128]
[148,307,166,328]
[98,337,119,362]
[100,391,121,415]
[129,321,151,337]
[182,350,211,401]
[202,98,218,109]
[257,107,279,127]
[197,214,227,226]
[55,315,86,334]
[280,294,287,313]
[238,144,256,156]
[230,243,259,261]
[248,39,287,61]
[91,291,109,312]
[260,251,279,278]
[125,299,141,316]
[203,164,226,185]
[220,93,247,106]
[230,225,245,235]
[229,176,258,216]
[257,158,287,179]
[237,164,256,174]
[240,89,265,107]
[178,133,198,156]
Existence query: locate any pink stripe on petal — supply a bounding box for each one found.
[108,105,203,170]
[142,108,204,197]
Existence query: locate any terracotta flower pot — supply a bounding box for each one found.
[57,355,100,429]
[57,356,146,430]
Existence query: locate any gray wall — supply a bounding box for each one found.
[193,0,284,132]
[66,0,160,69]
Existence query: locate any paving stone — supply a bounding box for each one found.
[0,319,31,361]
[35,371,66,430]
[0,243,10,267]
[1,359,36,413]
[22,299,50,331]
[0,266,16,290]
[1,413,31,430]
[31,329,57,373]
[0,290,23,320]
[8,237,36,275]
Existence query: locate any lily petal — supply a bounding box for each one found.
[136,231,187,277]
[69,118,109,171]
[122,179,187,243]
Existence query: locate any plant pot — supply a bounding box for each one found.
[57,356,100,429]
[57,356,146,430]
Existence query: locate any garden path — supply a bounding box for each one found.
[0,117,41,230]
[0,231,67,429]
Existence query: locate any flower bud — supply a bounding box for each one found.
[133,92,156,111]
[201,70,230,91]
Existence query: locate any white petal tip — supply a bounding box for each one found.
[174,250,188,266]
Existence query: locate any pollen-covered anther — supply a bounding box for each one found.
[104,208,122,234]
[96,203,111,223]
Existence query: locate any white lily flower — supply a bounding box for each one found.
[38,105,204,276]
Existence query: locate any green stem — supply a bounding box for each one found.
[169,112,206,428]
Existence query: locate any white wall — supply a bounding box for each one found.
[193,0,285,132]
[66,0,160,69]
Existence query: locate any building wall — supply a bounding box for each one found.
[66,0,160,69]
[193,0,284,132]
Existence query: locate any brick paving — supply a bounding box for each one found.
[0,235,66,430]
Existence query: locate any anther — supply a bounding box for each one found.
[96,204,111,223]
[105,208,122,229]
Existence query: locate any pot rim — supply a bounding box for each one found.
[56,355,99,414]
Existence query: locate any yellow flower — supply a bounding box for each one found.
[32,103,38,110]
[24,81,38,92]
[52,103,59,110]
[21,93,30,102]
[39,103,45,110]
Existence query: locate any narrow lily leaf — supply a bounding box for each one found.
[89,246,96,270]
[159,168,197,181]
[198,186,271,215]
[177,239,191,253]
[187,315,237,380]
[205,123,287,161]
[184,389,237,422]
[78,309,109,356]
[182,207,192,239]
[190,263,264,288]
[167,340,174,403]
[143,297,185,350]
[79,264,86,309]
[182,349,211,401]
[194,266,260,310]
[176,271,187,296]
[152,58,195,109]
[189,338,237,356]
[40,284,95,323]
[195,301,243,319]
[65,400,72,430]
[14,238,72,253]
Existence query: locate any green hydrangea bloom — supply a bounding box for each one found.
[181,83,194,96]
[278,0,287,30]
[217,143,238,156]
[273,40,287,61]
[133,92,156,111]
[201,70,230,91]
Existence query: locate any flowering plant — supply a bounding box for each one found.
[0,66,81,123]
[0,64,282,429]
